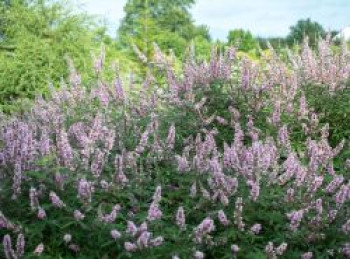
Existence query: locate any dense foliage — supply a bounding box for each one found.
[0,37,349,259]
[0,0,135,113]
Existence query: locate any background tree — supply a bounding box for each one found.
[227,29,258,52]
[286,18,326,47]
[118,0,210,58]
[0,0,114,112]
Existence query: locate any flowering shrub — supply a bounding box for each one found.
[0,38,349,258]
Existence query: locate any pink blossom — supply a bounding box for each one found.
[147,202,163,221]
[176,206,186,230]
[216,116,228,125]
[139,222,148,233]
[342,219,350,234]
[285,188,294,203]
[276,242,288,256]
[335,184,350,207]
[307,176,324,194]
[325,175,344,193]
[100,180,110,191]
[73,210,85,221]
[315,199,323,215]
[115,154,128,185]
[16,234,25,258]
[0,212,16,230]
[250,223,262,235]
[194,217,215,243]
[126,221,138,236]
[342,243,350,258]
[265,242,275,258]
[231,244,239,254]
[218,210,230,226]
[150,236,164,247]
[166,124,176,150]
[3,235,16,259]
[77,179,94,205]
[114,76,125,101]
[287,209,304,231]
[49,191,65,208]
[91,149,105,178]
[152,186,162,203]
[194,251,204,259]
[175,155,190,172]
[37,207,46,220]
[247,180,260,201]
[298,93,308,119]
[99,205,120,223]
[301,252,313,259]
[136,231,151,249]
[328,210,338,222]
[68,244,80,253]
[124,242,137,252]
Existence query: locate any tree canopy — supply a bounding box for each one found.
[227,29,258,52]
[286,18,326,47]
[0,0,105,111]
[118,0,210,58]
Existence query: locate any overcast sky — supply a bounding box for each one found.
[82,0,350,40]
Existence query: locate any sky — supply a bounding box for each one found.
[81,0,350,40]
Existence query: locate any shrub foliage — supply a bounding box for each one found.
[0,37,349,258]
